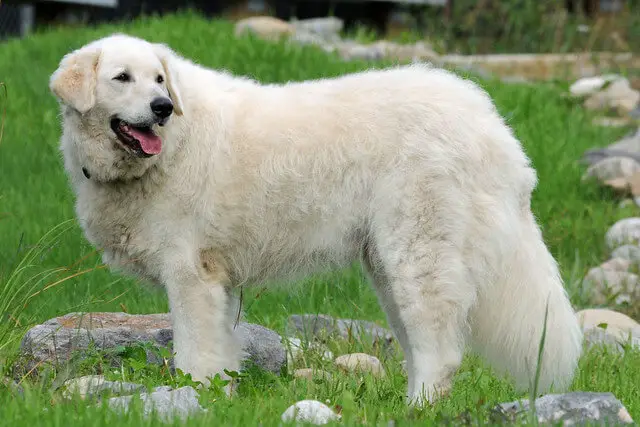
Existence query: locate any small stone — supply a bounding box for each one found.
[105,386,204,422]
[495,392,634,425]
[234,16,294,41]
[606,217,640,250]
[281,399,340,425]
[288,31,328,47]
[336,41,384,61]
[593,117,632,127]
[293,368,332,381]
[611,245,640,264]
[582,156,640,182]
[62,375,144,400]
[334,353,385,377]
[583,267,639,305]
[570,75,622,97]
[584,78,640,115]
[600,258,632,272]
[577,308,640,351]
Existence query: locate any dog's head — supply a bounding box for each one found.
[50,34,184,182]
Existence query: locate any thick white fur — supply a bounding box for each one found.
[50,34,583,405]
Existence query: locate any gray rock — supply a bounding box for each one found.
[62,375,145,400]
[609,128,640,154]
[288,31,329,47]
[287,314,394,348]
[581,128,640,166]
[583,326,640,352]
[611,244,640,264]
[19,312,286,375]
[105,386,204,422]
[290,17,343,41]
[335,40,385,61]
[235,322,286,373]
[582,156,640,182]
[582,267,639,305]
[495,392,634,425]
[606,217,640,250]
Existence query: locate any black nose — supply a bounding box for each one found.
[150,97,173,119]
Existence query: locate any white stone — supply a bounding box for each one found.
[606,217,640,249]
[281,399,340,425]
[569,75,621,97]
[334,353,385,377]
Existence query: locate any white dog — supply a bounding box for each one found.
[49,34,583,405]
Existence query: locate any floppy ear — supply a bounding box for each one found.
[153,43,184,116]
[49,45,102,114]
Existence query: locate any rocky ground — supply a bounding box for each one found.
[6,304,637,425]
[233,15,640,84]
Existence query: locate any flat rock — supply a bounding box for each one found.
[281,399,340,425]
[105,385,204,422]
[334,353,385,377]
[19,312,286,375]
[577,308,640,351]
[62,375,144,400]
[287,314,394,349]
[606,217,640,250]
[494,392,634,425]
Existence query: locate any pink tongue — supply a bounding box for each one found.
[128,128,162,155]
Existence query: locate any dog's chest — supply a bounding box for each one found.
[76,186,156,277]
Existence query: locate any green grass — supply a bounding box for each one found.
[1,10,639,426]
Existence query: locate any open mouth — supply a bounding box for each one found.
[110,118,162,158]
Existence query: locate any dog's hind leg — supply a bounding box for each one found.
[366,178,476,406]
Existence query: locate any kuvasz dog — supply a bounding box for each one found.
[49,34,583,405]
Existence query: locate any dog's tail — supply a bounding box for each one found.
[469,193,583,395]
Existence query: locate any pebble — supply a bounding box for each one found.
[281,399,340,425]
[334,353,385,377]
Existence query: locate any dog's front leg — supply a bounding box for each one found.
[160,250,242,392]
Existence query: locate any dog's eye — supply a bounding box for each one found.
[113,72,131,82]
[156,75,164,84]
